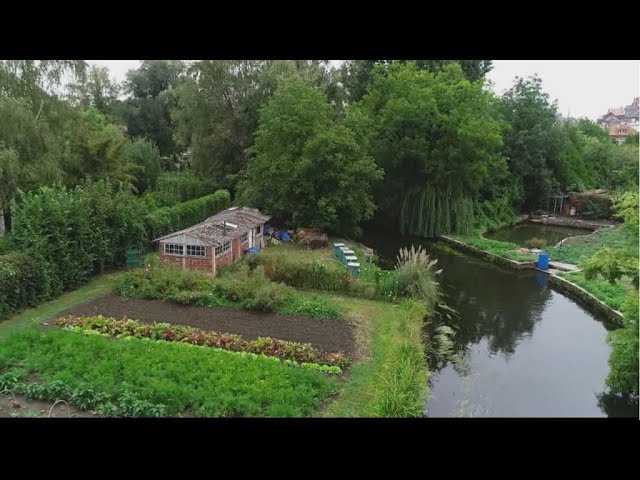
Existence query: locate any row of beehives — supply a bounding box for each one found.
[333,243,360,277]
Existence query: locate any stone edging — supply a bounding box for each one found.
[438,236,536,271]
[438,235,624,325]
[548,274,624,325]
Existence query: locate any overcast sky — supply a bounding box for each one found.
[88,60,639,120]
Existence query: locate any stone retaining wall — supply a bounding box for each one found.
[548,274,624,326]
[438,234,625,325]
[438,236,536,271]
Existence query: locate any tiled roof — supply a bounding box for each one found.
[154,207,271,246]
[609,106,625,116]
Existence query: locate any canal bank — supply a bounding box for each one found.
[363,230,638,417]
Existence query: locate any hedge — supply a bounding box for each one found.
[145,189,231,241]
[0,252,50,319]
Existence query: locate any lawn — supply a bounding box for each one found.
[449,235,537,262]
[0,327,338,417]
[549,227,634,266]
[558,272,635,311]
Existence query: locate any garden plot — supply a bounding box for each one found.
[56,293,355,356]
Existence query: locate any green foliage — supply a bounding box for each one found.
[122,138,161,194]
[525,237,548,249]
[351,61,507,231]
[115,260,342,319]
[581,197,612,219]
[0,327,338,417]
[11,182,148,294]
[550,227,633,265]
[583,248,638,286]
[451,235,537,262]
[144,189,230,240]
[239,78,382,236]
[613,192,639,242]
[394,245,441,311]
[473,194,518,232]
[0,253,50,319]
[119,60,185,156]
[256,248,351,292]
[149,170,218,207]
[56,315,348,368]
[400,187,475,237]
[559,272,632,311]
[607,325,639,396]
[65,65,120,117]
[501,75,566,210]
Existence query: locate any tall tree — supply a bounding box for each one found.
[501,75,566,210]
[239,79,382,235]
[351,62,506,234]
[66,65,120,117]
[119,60,185,156]
[339,60,493,104]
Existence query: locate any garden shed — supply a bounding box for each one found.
[154,207,271,275]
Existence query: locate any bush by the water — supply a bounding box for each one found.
[525,237,547,249]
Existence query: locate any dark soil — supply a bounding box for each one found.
[56,293,354,355]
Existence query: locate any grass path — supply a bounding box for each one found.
[0,272,122,338]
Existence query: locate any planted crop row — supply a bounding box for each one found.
[56,315,348,369]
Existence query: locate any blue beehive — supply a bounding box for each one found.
[538,251,549,270]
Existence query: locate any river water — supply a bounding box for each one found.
[363,231,638,417]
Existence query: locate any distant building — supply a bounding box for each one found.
[609,123,638,144]
[598,97,639,143]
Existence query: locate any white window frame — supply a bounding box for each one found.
[186,245,206,257]
[240,232,249,244]
[215,241,231,257]
[164,243,184,256]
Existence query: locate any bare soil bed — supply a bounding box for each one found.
[55,293,354,355]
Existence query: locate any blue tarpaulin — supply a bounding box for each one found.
[246,247,261,254]
[278,231,291,242]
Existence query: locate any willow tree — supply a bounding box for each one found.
[349,61,507,236]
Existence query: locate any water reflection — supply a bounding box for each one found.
[363,230,637,417]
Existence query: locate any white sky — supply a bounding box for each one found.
[88,60,639,120]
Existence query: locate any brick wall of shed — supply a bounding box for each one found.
[159,241,214,273]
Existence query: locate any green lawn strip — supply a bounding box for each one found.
[558,272,634,311]
[549,227,634,266]
[0,273,122,338]
[322,297,429,417]
[0,327,338,417]
[450,234,537,262]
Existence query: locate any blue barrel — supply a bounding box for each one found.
[538,251,549,270]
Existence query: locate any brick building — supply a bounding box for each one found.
[154,207,271,275]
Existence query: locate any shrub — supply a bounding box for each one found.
[525,237,547,249]
[257,253,351,292]
[394,245,441,311]
[151,171,219,208]
[0,252,51,319]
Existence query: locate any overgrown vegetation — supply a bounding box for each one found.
[323,299,429,417]
[0,327,338,417]
[114,259,342,319]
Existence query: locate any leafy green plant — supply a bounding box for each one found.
[525,237,547,249]
[55,315,349,368]
[0,327,338,417]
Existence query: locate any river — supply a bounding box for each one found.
[363,230,638,417]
